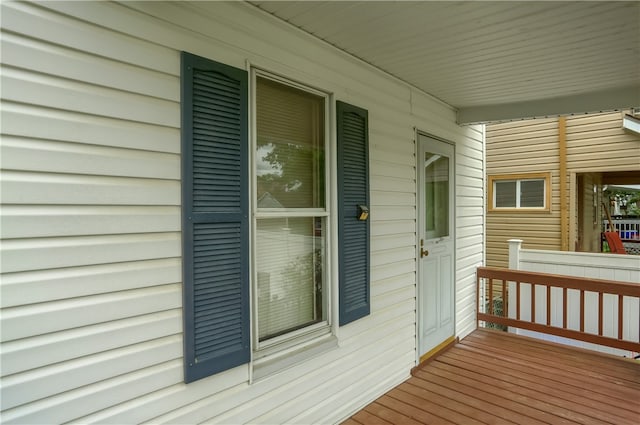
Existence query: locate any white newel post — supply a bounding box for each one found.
[508,239,523,270]
[507,239,523,327]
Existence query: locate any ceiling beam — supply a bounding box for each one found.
[457,85,640,125]
[602,171,640,186]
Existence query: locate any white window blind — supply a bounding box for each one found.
[256,218,324,340]
[256,77,325,209]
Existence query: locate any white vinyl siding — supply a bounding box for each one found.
[0,1,484,423]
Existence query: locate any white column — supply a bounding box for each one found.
[507,239,523,327]
[508,239,523,270]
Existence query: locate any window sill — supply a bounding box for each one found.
[252,332,338,381]
[488,208,551,213]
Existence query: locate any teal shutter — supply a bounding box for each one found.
[337,101,370,326]
[181,52,249,382]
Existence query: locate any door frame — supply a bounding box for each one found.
[415,130,457,364]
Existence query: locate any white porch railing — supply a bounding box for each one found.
[602,218,640,240]
[506,239,640,358]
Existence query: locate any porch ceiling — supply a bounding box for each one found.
[250,1,640,124]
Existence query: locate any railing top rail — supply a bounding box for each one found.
[477,266,640,297]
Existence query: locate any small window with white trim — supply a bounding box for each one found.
[488,173,551,212]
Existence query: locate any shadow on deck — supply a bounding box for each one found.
[343,328,640,425]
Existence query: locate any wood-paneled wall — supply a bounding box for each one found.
[486,112,640,267]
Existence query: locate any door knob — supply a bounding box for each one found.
[419,239,429,257]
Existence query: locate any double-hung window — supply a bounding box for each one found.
[181,51,370,383]
[254,74,329,348]
[488,173,551,212]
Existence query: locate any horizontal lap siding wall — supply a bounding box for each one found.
[486,112,639,267]
[566,112,640,173]
[1,1,184,422]
[566,112,640,252]
[485,118,561,267]
[0,1,483,423]
[453,127,485,339]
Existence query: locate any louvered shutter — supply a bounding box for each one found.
[337,101,370,325]
[181,52,249,382]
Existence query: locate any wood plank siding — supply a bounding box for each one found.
[486,112,640,267]
[566,113,640,172]
[486,118,561,267]
[344,328,640,425]
[0,1,484,423]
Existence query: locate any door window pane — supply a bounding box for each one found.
[425,152,449,238]
[256,217,325,341]
[256,77,325,209]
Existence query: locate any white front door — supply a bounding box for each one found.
[417,134,455,358]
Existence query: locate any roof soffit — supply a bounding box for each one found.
[250,1,640,124]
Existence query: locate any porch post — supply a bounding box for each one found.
[508,239,523,270]
[507,239,522,327]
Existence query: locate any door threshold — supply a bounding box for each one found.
[412,336,457,375]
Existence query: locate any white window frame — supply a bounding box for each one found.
[488,172,551,212]
[250,69,334,358]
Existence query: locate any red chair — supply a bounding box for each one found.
[604,232,627,254]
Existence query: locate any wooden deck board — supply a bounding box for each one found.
[461,334,640,391]
[405,373,525,425]
[438,344,638,414]
[466,330,640,384]
[376,394,457,425]
[342,329,640,425]
[427,357,636,424]
[365,402,424,425]
[446,344,637,403]
[399,382,494,425]
[454,340,640,400]
[413,367,578,425]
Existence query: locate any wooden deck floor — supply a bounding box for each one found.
[343,328,640,425]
